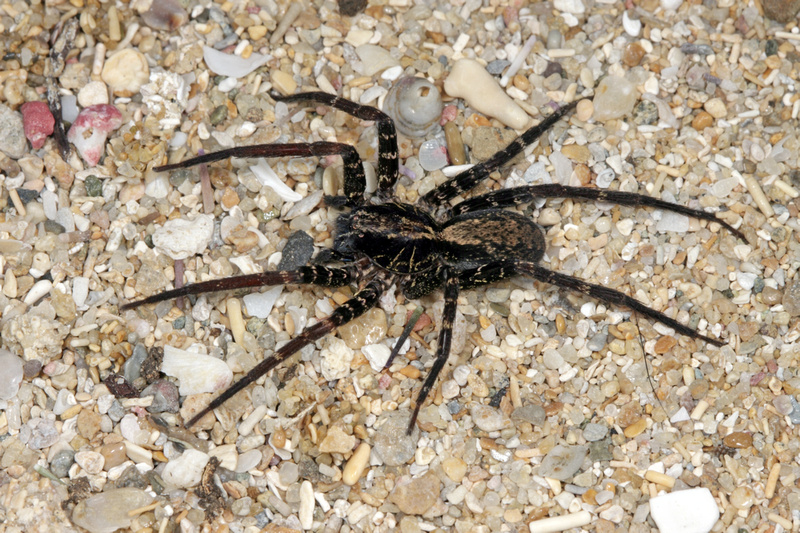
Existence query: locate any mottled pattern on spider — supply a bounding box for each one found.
[123,92,744,433]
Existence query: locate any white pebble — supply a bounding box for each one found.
[77,80,110,107]
[0,349,24,401]
[209,443,238,471]
[75,451,105,474]
[299,480,315,530]
[660,0,683,9]
[529,510,592,533]
[243,286,283,319]
[656,210,689,234]
[218,77,238,92]
[319,337,354,381]
[236,449,263,473]
[152,214,214,260]
[381,65,404,81]
[649,487,719,533]
[202,46,270,79]
[553,0,585,14]
[622,12,642,37]
[145,175,169,199]
[161,345,233,395]
[162,449,210,489]
[23,279,52,305]
[362,343,391,372]
[737,272,757,291]
[444,59,529,130]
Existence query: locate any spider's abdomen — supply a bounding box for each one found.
[334,202,440,274]
[440,210,545,269]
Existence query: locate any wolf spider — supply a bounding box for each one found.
[123,92,743,433]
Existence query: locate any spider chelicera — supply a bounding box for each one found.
[123,91,744,434]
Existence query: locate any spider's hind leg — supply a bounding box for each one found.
[273,92,399,196]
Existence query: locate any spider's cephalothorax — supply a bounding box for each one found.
[123,92,745,433]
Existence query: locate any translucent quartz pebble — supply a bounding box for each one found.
[650,487,719,533]
[419,138,449,170]
[71,488,154,533]
[373,411,417,466]
[384,77,443,138]
[592,75,637,121]
[0,349,24,400]
[539,445,588,480]
[161,345,233,395]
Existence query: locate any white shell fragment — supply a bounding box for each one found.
[444,59,529,130]
[0,349,24,400]
[250,160,302,202]
[203,46,271,78]
[649,487,720,533]
[152,214,214,260]
[161,345,233,395]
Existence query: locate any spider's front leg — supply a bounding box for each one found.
[273,92,400,196]
[154,142,367,206]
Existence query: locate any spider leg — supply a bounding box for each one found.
[422,101,577,207]
[454,261,723,346]
[121,265,355,311]
[155,142,366,206]
[384,306,424,370]
[408,272,459,434]
[516,262,724,346]
[273,92,399,196]
[185,274,390,427]
[449,184,745,240]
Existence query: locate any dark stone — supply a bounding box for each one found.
[338,0,367,16]
[278,231,315,270]
[15,188,39,203]
[632,101,659,126]
[763,0,800,22]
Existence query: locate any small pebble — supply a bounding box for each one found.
[319,425,356,454]
[539,445,588,480]
[152,214,214,260]
[71,488,154,533]
[343,443,371,485]
[389,472,440,515]
[67,104,123,167]
[77,81,110,107]
[471,403,511,432]
[162,449,210,489]
[20,101,55,150]
[0,349,24,400]
[592,75,636,121]
[160,345,233,395]
[583,423,608,441]
[0,103,26,159]
[444,59,529,130]
[703,98,727,119]
[722,431,752,449]
[277,231,315,270]
[101,48,150,97]
[649,487,719,533]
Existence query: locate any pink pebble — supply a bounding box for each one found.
[20,101,55,150]
[440,104,458,125]
[67,104,123,167]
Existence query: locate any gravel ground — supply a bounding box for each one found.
[1,0,799,532]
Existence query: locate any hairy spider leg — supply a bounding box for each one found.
[456,261,723,347]
[273,92,399,196]
[407,273,460,434]
[154,142,367,206]
[120,265,355,311]
[384,306,425,371]
[422,101,578,207]
[450,184,745,240]
[182,275,390,428]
